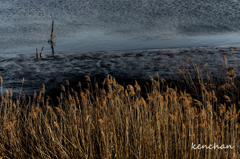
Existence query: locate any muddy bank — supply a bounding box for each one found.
[0,46,239,100]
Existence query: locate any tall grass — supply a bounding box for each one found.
[0,55,240,158]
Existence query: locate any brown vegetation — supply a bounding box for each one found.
[0,56,240,158]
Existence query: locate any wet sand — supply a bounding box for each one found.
[1,46,240,99]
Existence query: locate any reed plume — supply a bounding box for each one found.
[0,56,240,158]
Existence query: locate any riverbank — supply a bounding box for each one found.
[1,46,239,98]
[1,46,240,158]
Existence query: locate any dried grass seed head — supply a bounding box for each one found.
[85,75,91,82]
[61,85,65,92]
[65,80,69,85]
[175,69,182,74]
[220,54,227,62]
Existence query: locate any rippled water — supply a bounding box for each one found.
[1,0,240,56]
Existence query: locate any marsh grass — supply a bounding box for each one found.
[0,56,240,158]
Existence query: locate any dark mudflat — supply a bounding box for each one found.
[1,46,239,102]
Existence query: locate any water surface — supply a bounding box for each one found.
[1,0,240,56]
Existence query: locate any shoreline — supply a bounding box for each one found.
[1,46,239,99]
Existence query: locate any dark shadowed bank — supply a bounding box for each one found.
[1,46,240,104]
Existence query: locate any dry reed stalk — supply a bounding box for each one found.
[61,85,65,92]
[85,75,91,82]
[227,66,235,75]
[40,46,44,58]
[220,54,228,69]
[48,21,55,43]
[175,69,183,74]
[36,48,38,59]
[65,80,69,85]
[0,76,2,99]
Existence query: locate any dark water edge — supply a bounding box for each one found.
[2,32,240,57]
[2,46,238,106]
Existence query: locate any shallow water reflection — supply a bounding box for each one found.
[1,0,240,56]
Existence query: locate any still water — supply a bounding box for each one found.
[1,0,240,56]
